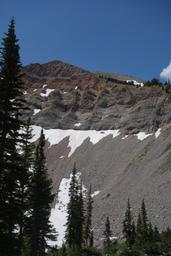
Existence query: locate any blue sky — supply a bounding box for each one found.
[1,0,171,80]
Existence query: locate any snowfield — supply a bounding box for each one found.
[31,126,120,157]
[31,126,162,157]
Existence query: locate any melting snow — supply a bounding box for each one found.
[40,89,55,97]
[31,126,120,157]
[49,177,71,247]
[33,109,41,115]
[31,126,162,156]
[91,190,100,197]
[135,132,153,141]
[155,128,161,138]
[49,172,85,247]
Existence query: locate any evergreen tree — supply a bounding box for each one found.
[0,18,26,256]
[135,199,149,253]
[26,130,56,256]
[17,119,34,255]
[103,216,112,249]
[141,199,148,238]
[84,185,93,247]
[122,199,135,248]
[76,181,84,248]
[65,164,84,249]
[89,231,94,248]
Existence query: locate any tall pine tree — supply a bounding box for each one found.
[135,199,149,252]
[26,130,56,256]
[122,199,135,248]
[17,119,34,256]
[65,164,84,249]
[0,18,26,256]
[84,185,93,247]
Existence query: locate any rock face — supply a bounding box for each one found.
[23,60,171,245]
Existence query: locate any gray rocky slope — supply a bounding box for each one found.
[23,60,171,244]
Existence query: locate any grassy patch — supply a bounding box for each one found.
[161,143,171,156]
[160,151,171,173]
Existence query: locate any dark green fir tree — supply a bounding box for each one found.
[103,216,112,249]
[122,199,135,248]
[26,130,56,256]
[65,164,84,250]
[0,18,26,256]
[84,185,93,247]
[18,119,34,256]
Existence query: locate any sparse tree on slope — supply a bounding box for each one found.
[84,185,93,247]
[103,216,112,249]
[122,199,135,248]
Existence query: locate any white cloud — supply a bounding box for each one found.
[160,60,171,81]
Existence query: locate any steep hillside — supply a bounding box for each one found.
[23,60,171,246]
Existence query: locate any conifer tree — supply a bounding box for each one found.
[103,216,112,249]
[65,164,84,249]
[89,231,94,247]
[65,163,78,248]
[76,181,84,248]
[122,199,135,248]
[17,119,34,255]
[135,199,149,252]
[26,130,56,256]
[84,185,93,247]
[0,18,26,256]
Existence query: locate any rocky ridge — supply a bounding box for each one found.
[23,60,171,134]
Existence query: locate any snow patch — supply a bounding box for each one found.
[135,132,153,141]
[126,80,144,87]
[31,126,120,157]
[40,89,55,97]
[74,123,81,127]
[33,89,37,92]
[75,86,78,90]
[33,109,41,115]
[155,128,161,138]
[23,91,27,95]
[122,135,129,140]
[49,177,71,246]
[59,156,64,159]
[91,191,100,197]
[43,84,47,88]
